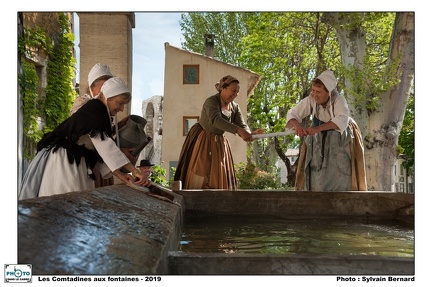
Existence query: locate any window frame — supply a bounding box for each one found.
[183,116,199,136]
[183,65,199,84]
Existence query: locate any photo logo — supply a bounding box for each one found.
[4,264,32,283]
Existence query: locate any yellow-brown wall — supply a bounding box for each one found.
[77,12,134,120]
[161,43,260,179]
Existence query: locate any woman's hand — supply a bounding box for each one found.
[295,126,308,137]
[112,169,136,184]
[305,126,320,136]
[237,128,252,142]
[305,121,338,135]
[131,169,147,185]
[251,128,265,135]
[288,119,308,137]
[114,164,149,186]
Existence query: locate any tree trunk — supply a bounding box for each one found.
[330,12,414,191]
[273,137,296,186]
[367,12,414,190]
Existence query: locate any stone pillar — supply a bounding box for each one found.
[77,12,135,119]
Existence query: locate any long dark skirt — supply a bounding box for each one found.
[174,123,238,190]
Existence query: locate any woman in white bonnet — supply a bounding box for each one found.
[285,70,367,191]
[19,77,147,199]
[70,63,139,186]
[70,63,113,115]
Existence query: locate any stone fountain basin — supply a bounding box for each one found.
[170,190,414,275]
[18,186,413,275]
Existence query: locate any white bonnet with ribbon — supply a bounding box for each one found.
[88,63,113,86]
[100,77,130,99]
[316,70,337,92]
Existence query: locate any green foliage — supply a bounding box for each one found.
[19,26,53,57]
[19,60,44,158]
[169,167,176,183]
[19,13,77,158]
[19,25,53,159]
[328,12,398,114]
[180,12,253,66]
[238,12,341,170]
[342,60,400,115]
[397,91,414,172]
[150,165,170,187]
[18,26,52,142]
[180,12,414,188]
[43,13,77,133]
[235,161,282,190]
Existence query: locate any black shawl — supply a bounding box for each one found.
[37,99,113,178]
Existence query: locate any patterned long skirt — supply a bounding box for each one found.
[295,119,367,191]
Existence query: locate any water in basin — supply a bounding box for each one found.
[179,213,413,257]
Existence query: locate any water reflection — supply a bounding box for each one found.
[179,214,413,257]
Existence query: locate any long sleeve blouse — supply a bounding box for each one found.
[37,99,129,177]
[199,94,250,135]
[286,93,350,133]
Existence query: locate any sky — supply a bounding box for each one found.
[130,13,184,115]
[74,12,184,116]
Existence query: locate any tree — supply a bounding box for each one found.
[398,91,414,171]
[180,12,343,185]
[238,12,341,185]
[179,12,414,191]
[180,12,252,66]
[325,12,414,190]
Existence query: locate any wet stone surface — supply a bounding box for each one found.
[18,184,183,275]
[18,187,414,275]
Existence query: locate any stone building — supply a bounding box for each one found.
[138,96,164,165]
[18,12,75,189]
[160,42,261,179]
[18,13,262,185]
[77,12,135,120]
[18,12,136,186]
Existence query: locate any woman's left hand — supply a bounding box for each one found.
[305,126,320,136]
[251,129,265,135]
[113,170,136,185]
[131,169,146,185]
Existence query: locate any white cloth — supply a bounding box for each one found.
[317,70,337,92]
[88,133,129,177]
[38,147,94,197]
[100,77,130,99]
[88,63,113,86]
[19,148,50,199]
[304,129,352,191]
[285,94,349,132]
[23,133,129,198]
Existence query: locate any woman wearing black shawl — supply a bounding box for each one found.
[19,77,146,199]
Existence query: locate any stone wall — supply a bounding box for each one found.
[18,185,183,275]
[77,12,134,120]
[138,96,163,165]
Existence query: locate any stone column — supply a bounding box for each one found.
[77,12,135,119]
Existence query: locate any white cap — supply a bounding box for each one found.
[100,77,130,99]
[316,70,337,92]
[87,63,113,86]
